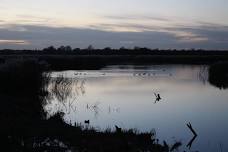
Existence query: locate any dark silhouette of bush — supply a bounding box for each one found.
[209,61,228,89]
[0,59,49,95]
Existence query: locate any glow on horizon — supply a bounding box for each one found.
[1,0,227,29]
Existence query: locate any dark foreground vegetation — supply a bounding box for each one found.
[0,59,185,152]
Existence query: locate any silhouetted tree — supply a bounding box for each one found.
[43,46,56,52]
[87,45,94,50]
[134,46,141,50]
[104,47,112,51]
[57,46,72,52]
[73,48,81,51]
[120,46,126,50]
[65,46,72,51]
[57,46,65,51]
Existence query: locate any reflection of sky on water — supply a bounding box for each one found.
[44,65,228,152]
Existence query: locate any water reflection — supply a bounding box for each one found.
[51,76,74,102]
[187,135,197,149]
[44,65,228,152]
[108,106,120,114]
[86,102,100,118]
[198,66,208,85]
[186,122,198,150]
[45,76,86,117]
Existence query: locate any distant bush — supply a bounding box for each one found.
[209,61,228,89]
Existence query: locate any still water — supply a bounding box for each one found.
[44,65,228,152]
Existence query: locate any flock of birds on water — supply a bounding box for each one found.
[73,69,173,77]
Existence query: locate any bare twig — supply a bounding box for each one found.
[187,122,198,136]
[186,135,197,149]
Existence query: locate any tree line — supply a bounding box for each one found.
[0,45,228,56]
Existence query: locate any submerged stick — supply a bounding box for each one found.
[186,122,198,136]
[186,135,197,149]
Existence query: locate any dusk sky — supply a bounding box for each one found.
[0,0,228,49]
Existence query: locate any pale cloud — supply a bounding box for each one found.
[102,15,171,22]
[88,22,210,43]
[0,39,30,45]
[14,15,54,25]
[172,31,208,42]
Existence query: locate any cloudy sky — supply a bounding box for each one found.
[0,0,228,49]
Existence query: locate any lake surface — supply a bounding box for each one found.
[44,65,228,152]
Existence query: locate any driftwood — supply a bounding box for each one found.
[187,135,197,149]
[186,122,198,149]
[186,122,197,136]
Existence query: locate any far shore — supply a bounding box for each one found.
[1,49,228,70]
